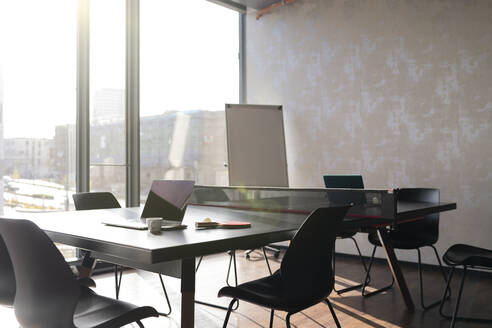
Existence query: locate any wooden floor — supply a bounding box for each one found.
[1,250,491,327]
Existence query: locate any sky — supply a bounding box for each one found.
[0,0,239,139]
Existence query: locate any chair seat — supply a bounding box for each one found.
[74,286,158,328]
[443,244,492,268]
[368,230,437,250]
[218,270,327,314]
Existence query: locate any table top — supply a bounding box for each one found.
[19,206,300,264]
[14,198,456,265]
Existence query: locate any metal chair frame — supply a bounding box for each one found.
[333,236,371,294]
[222,297,341,328]
[113,266,172,317]
[362,243,450,310]
[439,265,492,328]
[194,246,274,311]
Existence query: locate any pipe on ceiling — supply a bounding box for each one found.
[256,0,298,20]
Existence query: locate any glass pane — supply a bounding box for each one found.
[190,186,390,226]
[140,0,238,200]
[90,165,126,205]
[0,0,77,259]
[90,0,126,167]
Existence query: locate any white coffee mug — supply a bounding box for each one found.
[146,218,163,234]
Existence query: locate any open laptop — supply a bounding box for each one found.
[323,174,364,189]
[323,174,365,206]
[102,180,195,230]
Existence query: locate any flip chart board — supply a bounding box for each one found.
[225,104,288,187]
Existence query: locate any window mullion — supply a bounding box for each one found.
[76,0,90,193]
[126,0,140,207]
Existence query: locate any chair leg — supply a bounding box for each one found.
[325,299,342,328]
[439,266,455,318]
[418,246,450,310]
[334,237,370,294]
[222,298,238,328]
[269,309,275,328]
[226,250,238,287]
[195,256,203,272]
[114,265,123,299]
[361,245,376,296]
[285,313,292,328]
[450,266,467,328]
[352,236,371,284]
[262,247,273,275]
[136,320,144,328]
[362,244,395,297]
[361,245,394,297]
[226,251,233,286]
[157,274,172,316]
[439,265,492,325]
[431,245,451,298]
[195,253,238,311]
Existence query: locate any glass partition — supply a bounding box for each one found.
[190,186,394,221]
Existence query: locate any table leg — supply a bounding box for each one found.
[78,250,97,278]
[181,257,196,328]
[377,228,415,311]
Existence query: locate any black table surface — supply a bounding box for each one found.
[20,206,300,265]
[15,200,456,266]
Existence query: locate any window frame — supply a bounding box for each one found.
[75,0,244,206]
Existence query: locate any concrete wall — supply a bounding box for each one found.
[245,0,492,264]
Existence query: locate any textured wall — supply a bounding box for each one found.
[246,0,492,264]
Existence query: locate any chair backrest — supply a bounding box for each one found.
[0,235,15,306]
[323,174,364,189]
[395,188,440,242]
[0,219,80,328]
[280,206,349,304]
[72,192,121,210]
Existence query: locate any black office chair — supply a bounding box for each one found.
[323,174,370,294]
[0,236,15,307]
[0,233,95,308]
[439,244,492,328]
[72,192,172,316]
[362,188,449,309]
[218,206,350,328]
[0,218,158,328]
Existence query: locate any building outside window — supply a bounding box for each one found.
[139,0,239,199]
[0,0,240,218]
[89,0,127,203]
[0,0,77,259]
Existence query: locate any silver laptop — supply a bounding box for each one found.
[102,180,195,230]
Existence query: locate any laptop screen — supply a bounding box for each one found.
[323,175,364,189]
[140,180,195,220]
[323,175,365,206]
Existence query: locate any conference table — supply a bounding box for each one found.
[16,186,456,327]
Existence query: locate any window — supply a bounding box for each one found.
[0,0,77,258]
[140,0,239,199]
[0,0,241,214]
[89,0,126,203]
